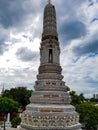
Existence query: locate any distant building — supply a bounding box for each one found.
[93,93,98,99]
[0,86,4,97]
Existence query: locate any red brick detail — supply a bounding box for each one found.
[40,110,51,113]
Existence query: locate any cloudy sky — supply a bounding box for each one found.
[0,0,98,98]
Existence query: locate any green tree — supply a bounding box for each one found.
[76,102,98,130]
[2,87,32,108]
[0,97,19,114]
[90,98,98,103]
[11,116,21,127]
[70,91,85,106]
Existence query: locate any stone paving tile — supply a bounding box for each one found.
[0,128,18,130]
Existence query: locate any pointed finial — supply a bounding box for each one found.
[48,0,51,4]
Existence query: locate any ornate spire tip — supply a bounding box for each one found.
[48,0,51,4]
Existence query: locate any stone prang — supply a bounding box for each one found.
[20,1,82,130]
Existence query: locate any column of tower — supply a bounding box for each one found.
[20,1,82,130]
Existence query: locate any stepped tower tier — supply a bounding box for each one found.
[20,1,82,130]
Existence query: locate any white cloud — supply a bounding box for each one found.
[0,0,98,98]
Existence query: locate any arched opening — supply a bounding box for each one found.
[49,49,53,63]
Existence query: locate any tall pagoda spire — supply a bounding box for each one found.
[20,1,82,130]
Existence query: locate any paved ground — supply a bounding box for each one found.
[0,128,18,130]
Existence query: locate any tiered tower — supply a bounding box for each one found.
[20,1,81,130]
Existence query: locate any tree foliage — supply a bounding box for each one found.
[76,102,98,130]
[70,91,98,129]
[90,98,98,103]
[70,91,85,106]
[2,87,32,108]
[11,116,21,127]
[0,97,19,114]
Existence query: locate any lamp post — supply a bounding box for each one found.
[3,115,6,130]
